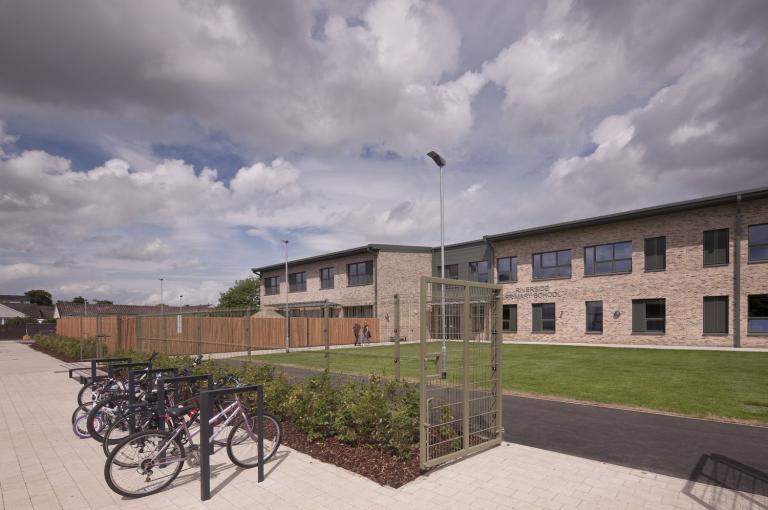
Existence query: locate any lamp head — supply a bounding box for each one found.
[427,151,446,167]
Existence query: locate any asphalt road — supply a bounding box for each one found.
[231,360,768,492]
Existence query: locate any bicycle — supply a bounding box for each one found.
[104,388,281,498]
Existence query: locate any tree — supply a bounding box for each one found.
[72,296,86,304]
[218,277,260,309]
[25,289,52,306]
[95,300,113,305]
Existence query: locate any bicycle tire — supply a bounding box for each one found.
[87,394,129,443]
[76,383,94,406]
[104,430,185,498]
[71,401,94,424]
[225,412,281,468]
[102,407,158,458]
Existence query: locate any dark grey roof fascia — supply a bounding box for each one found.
[486,185,768,243]
[252,244,431,274]
[431,239,486,251]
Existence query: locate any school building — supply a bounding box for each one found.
[253,187,768,348]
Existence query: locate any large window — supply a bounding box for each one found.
[437,264,459,279]
[532,303,556,332]
[264,276,280,296]
[748,295,768,334]
[584,241,632,275]
[749,224,768,262]
[533,250,571,280]
[703,228,729,266]
[497,257,518,283]
[469,260,489,283]
[502,304,517,332]
[703,296,728,334]
[320,267,334,289]
[632,299,666,333]
[343,305,374,318]
[288,271,306,292]
[347,261,373,286]
[586,301,603,333]
[645,236,666,272]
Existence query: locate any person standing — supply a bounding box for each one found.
[363,322,371,344]
[353,321,361,346]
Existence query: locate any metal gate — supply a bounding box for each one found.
[419,276,503,469]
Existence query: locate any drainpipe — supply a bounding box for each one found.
[484,236,494,283]
[371,247,378,317]
[734,194,742,348]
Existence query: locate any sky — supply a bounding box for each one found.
[1,0,767,306]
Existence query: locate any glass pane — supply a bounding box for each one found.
[533,254,542,270]
[595,261,613,274]
[542,319,556,331]
[542,267,558,279]
[498,258,510,272]
[558,250,572,265]
[584,247,595,275]
[542,252,557,267]
[614,259,632,273]
[749,295,768,317]
[749,246,768,262]
[614,241,632,259]
[560,265,572,278]
[542,304,556,320]
[750,224,768,245]
[646,301,665,319]
[748,319,768,334]
[646,318,665,332]
[511,258,518,281]
[595,244,613,262]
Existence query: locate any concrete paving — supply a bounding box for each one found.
[0,341,765,509]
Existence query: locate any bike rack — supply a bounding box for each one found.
[155,374,215,431]
[68,357,132,384]
[106,362,152,378]
[199,384,264,501]
[126,367,179,432]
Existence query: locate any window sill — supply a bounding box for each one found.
[747,333,768,337]
[583,272,631,278]
[703,333,729,336]
[531,276,571,282]
[347,282,373,288]
[502,330,517,334]
[747,259,768,264]
[644,268,666,273]
[497,280,518,285]
[703,263,729,268]
[585,331,603,335]
[288,290,306,294]
[531,331,556,334]
[631,332,666,335]
[320,287,334,291]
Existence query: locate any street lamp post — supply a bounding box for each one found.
[159,278,164,315]
[427,151,448,379]
[179,295,183,308]
[282,240,290,353]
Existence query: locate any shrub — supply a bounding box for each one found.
[33,334,98,359]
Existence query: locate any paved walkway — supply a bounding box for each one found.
[0,341,765,510]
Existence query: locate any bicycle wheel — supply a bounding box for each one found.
[74,414,101,438]
[226,412,281,468]
[102,407,158,459]
[71,402,93,425]
[76,383,95,406]
[104,431,185,498]
[87,394,129,443]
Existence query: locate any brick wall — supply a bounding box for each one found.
[492,200,768,347]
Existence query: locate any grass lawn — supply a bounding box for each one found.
[250,342,768,423]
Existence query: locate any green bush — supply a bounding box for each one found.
[33,334,98,359]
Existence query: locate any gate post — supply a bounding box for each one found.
[196,313,203,356]
[323,304,330,372]
[394,294,401,381]
[245,307,252,358]
[494,289,504,437]
[462,285,470,450]
[419,277,428,469]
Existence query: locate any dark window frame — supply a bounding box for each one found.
[703,296,728,335]
[584,241,632,276]
[532,249,572,281]
[502,304,517,333]
[586,301,603,333]
[532,302,556,333]
[748,223,768,263]
[632,298,666,334]
[748,294,768,335]
[644,236,666,272]
[264,276,280,296]
[497,256,518,283]
[437,264,459,279]
[469,260,489,283]
[347,261,374,287]
[320,267,335,289]
[703,228,729,266]
[288,271,307,293]
[343,305,375,318]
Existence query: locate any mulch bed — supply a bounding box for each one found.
[29,342,81,363]
[280,421,422,488]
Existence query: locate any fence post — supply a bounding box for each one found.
[163,312,168,355]
[136,316,143,353]
[394,294,401,381]
[494,289,504,437]
[96,314,101,358]
[79,314,84,360]
[197,313,203,356]
[116,315,123,352]
[418,277,427,470]
[323,305,330,372]
[246,307,252,358]
[462,285,470,450]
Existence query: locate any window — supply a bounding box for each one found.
[264,276,280,296]
[586,301,603,333]
[343,305,374,318]
[288,272,306,292]
[502,304,517,332]
[703,296,728,334]
[584,241,632,275]
[437,264,459,279]
[469,260,489,283]
[533,250,571,280]
[749,224,768,262]
[532,303,556,332]
[320,267,334,289]
[632,299,666,333]
[703,228,729,266]
[645,236,666,271]
[497,257,518,283]
[347,261,373,286]
[748,295,768,334]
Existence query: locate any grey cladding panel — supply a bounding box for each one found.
[432,243,490,280]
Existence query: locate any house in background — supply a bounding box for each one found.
[0,302,54,325]
[0,294,31,304]
[53,302,212,318]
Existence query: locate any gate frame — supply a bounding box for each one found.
[418,275,504,470]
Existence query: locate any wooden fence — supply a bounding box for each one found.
[56,315,379,355]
